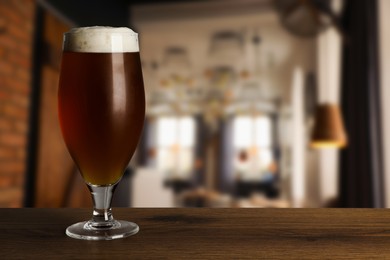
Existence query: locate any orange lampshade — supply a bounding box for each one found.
[310,103,347,149]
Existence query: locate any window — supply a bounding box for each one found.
[156,116,196,179]
[233,115,275,181]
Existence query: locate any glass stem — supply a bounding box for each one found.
[88,185,117,228]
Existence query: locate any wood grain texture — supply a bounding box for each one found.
[1,208,390,259]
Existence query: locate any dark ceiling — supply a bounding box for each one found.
[46,0,202,27]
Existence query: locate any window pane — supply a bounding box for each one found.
[233,116,253,148]
[177,148,193,177]
[179,117,195,147]
[255,116,272,147]
[258,149,273,170]
[155,116,196,180]
[157,117,177,147]
[157,148,175,172]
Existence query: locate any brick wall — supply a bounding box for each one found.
[0,0,35,207]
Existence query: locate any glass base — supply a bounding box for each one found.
[66,220,139,240]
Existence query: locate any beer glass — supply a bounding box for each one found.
[58,27,145,240]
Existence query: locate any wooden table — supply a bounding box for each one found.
[1,208,390,259]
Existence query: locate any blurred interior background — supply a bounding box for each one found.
[0,0,389,208]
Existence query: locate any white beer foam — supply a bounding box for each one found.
[63,26,139,53]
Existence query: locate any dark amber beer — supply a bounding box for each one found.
[58,52,145,185]
[60,27,143,240]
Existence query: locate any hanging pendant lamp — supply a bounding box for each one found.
[311,103,347,148]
